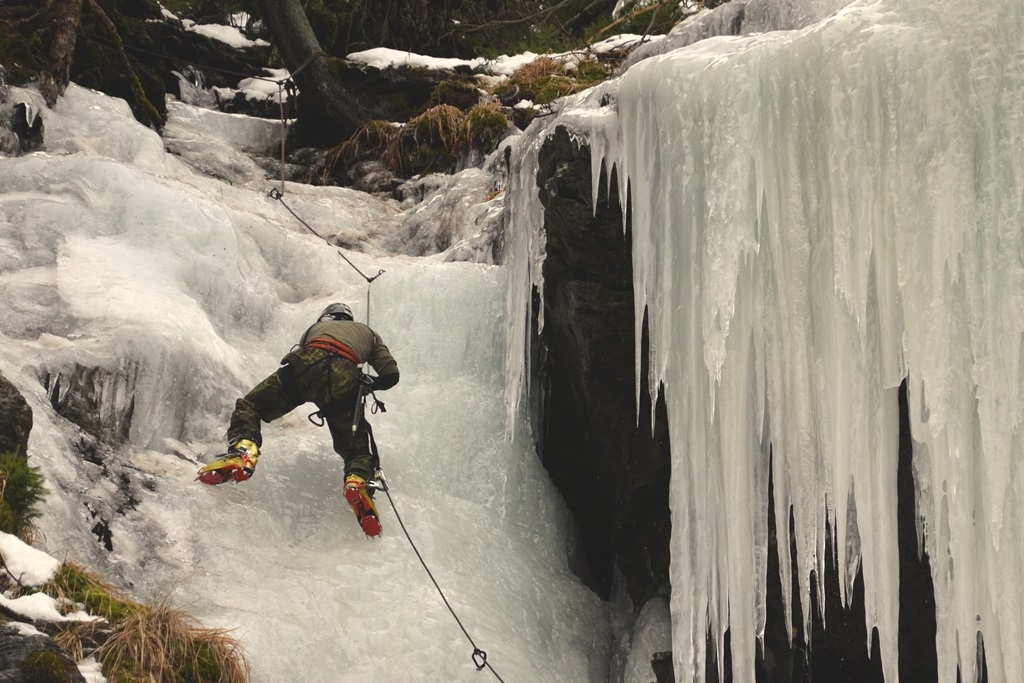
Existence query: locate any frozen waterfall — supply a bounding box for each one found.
[0,84,609,682]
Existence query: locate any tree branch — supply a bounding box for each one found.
[46,0,82,101]
[82,0,164,128]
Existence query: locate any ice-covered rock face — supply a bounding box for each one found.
[40,363,136,449]
[0,76,45,157]
[525,125,673,609]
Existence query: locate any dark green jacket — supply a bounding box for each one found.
[300,320,399,379]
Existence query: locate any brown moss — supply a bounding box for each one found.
[492,55,609,106]
[18,647,79,682]
[463,101,509,150]
[429,77,482,110]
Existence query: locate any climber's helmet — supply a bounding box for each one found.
[318,302,353,322]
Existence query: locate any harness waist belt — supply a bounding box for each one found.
[305,337,361,366]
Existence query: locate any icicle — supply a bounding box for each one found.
[504,0,1024,681]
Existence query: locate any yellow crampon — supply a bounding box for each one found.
[196,440,259,485]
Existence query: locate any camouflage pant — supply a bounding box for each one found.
[227,347,377,480]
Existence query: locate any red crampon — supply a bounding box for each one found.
[344,475,383,537]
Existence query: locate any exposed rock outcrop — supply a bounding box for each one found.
[531,125,672,606]
[0,71,45,157]
[0,624,86,683]
[0,371,32,457]
[40,363,135,449]
[0,380,87,681]
[35,362,145,554]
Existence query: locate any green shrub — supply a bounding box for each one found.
[464,102,510,148]
[0,450,48,539]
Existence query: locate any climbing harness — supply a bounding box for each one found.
[369,469,507,682]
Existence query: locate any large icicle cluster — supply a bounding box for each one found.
[506,0,1024,681]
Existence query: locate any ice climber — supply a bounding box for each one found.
[197,302,400,536]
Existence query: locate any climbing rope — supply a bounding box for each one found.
[113,31,512,679]
[265,189,386,431]
[267,188,384,325]
[238,50,507,680]
[114,36,503,672]
[370,470,507,682]
[81,33,373,302]
[271,50,326,196]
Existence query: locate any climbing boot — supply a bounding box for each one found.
[344,474,382,537]
[196,440,260,485]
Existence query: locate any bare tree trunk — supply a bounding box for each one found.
[83,0,164,128]
[43,0,83,102]
[253,0,367,144]
[566,0,617,35]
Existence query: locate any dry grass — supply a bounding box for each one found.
[324,96,513,181]
[52,619,109,662]
[506,55,567,85]
[44,562,250,683]
[317,119,401,183]
[407,104,467,152]
[99,600,250,683]
[317,106,468,179]
[16,523,44,546]
[494,55,608,105]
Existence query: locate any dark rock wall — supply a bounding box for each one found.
[0,370,32,457]
[0,626,86,683]
[0,378,90,681]
[532,125,672,606]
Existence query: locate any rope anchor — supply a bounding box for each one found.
[375,468,506,682]
[268,189,385,287]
